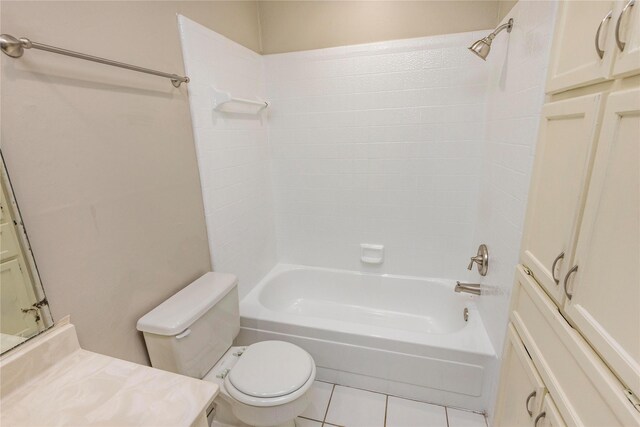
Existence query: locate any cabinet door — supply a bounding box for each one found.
[534,395,567,427]
[521,94,602,306]
[0,259,39,337]
[564,87,640,399]
[612,0,640,77]
[0,183,8,224]
[0,222,20,262]
[511,266,640,426]
[547,0,619,93]
[494,325,546,427]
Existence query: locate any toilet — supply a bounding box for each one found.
[137,272,316,427]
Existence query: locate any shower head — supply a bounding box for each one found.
[469,18,514,60]
[469,37,493,60]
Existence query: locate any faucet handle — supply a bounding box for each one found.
[467,244,489,276]
[468,255,483,270]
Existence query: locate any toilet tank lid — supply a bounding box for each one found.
[136,272,238,336]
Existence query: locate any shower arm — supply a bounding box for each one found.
[489,20,514,39]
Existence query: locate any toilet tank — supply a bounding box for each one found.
[137,272,239,379]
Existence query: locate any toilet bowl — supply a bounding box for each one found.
[137,272,316,427]
[204,342,316,427]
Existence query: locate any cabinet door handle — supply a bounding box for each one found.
[595,10,613,59]
[616,0,636,51]
[525,390,537,416]
[563,265,579,300]
[534,412,547,427]
[551,251,565,284]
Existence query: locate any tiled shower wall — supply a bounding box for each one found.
[178,16,277,298]
[179,12,554,335]
[471,1,557,419]
[264,33,490,278]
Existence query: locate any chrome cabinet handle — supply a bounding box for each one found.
[595,10,613,59]
[616,0,636,51]
[551,251,565,285]
[525,390,537,416]
[563,265,579,300]
[534,412,547,427]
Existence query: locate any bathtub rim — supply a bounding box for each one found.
[240,263,496,358]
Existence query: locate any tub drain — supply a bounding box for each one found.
[463,307,469,322]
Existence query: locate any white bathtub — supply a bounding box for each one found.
[238,264,496,411]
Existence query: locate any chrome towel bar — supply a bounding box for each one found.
[0,34,190,87]
[212,88,269,112]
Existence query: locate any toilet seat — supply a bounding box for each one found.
[224,341,315,407]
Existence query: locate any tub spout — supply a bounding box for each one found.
[455,281,482,296]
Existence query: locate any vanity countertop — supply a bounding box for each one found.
[0,322,218,427]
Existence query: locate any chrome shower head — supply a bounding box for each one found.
[469,36,493,60]
[468,18,513,60]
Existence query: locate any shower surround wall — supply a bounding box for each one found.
[178,12,556,413]
[178,16,277,299]
[471,1,557,419]
[265,33,490,278]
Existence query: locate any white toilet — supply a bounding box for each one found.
[137,272,316,427]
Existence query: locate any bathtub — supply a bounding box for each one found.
[237,264,496,411]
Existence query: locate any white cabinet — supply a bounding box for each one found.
[0,187,7,224]
[0,172,42,339]
[509,267,640,427]
[612,0,640,77]
[534,395,567,427]
[0,223,20,262]
[547,0,619,93]
[494,325,546,427]
[547,0,640,93]
[0,259,38,337]
[563,87,640,398]
[499,3,640,424]
[521,94,602,306]
[511,89,640,424]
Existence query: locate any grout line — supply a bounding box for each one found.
[375,388,450,410]
[330,382,388,398]
[384,394,389,427]
[336,382,481,415]
[299,415,324,423]
[318,382,485,426]
[383,389,485,416]
[322,384,336,425]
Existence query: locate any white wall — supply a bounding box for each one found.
[472,0,558,418]
[264,33,490,279]
[0,1,224,365]
[178,16,278,298]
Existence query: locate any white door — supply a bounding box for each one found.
[0,259,39,337]
[521,94,603,306]
[564,87,640,398]
[547,0,620,93]
[612,0,640,77]
[494,325,546,427]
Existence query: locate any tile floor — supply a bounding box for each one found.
[296,381,487,427]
